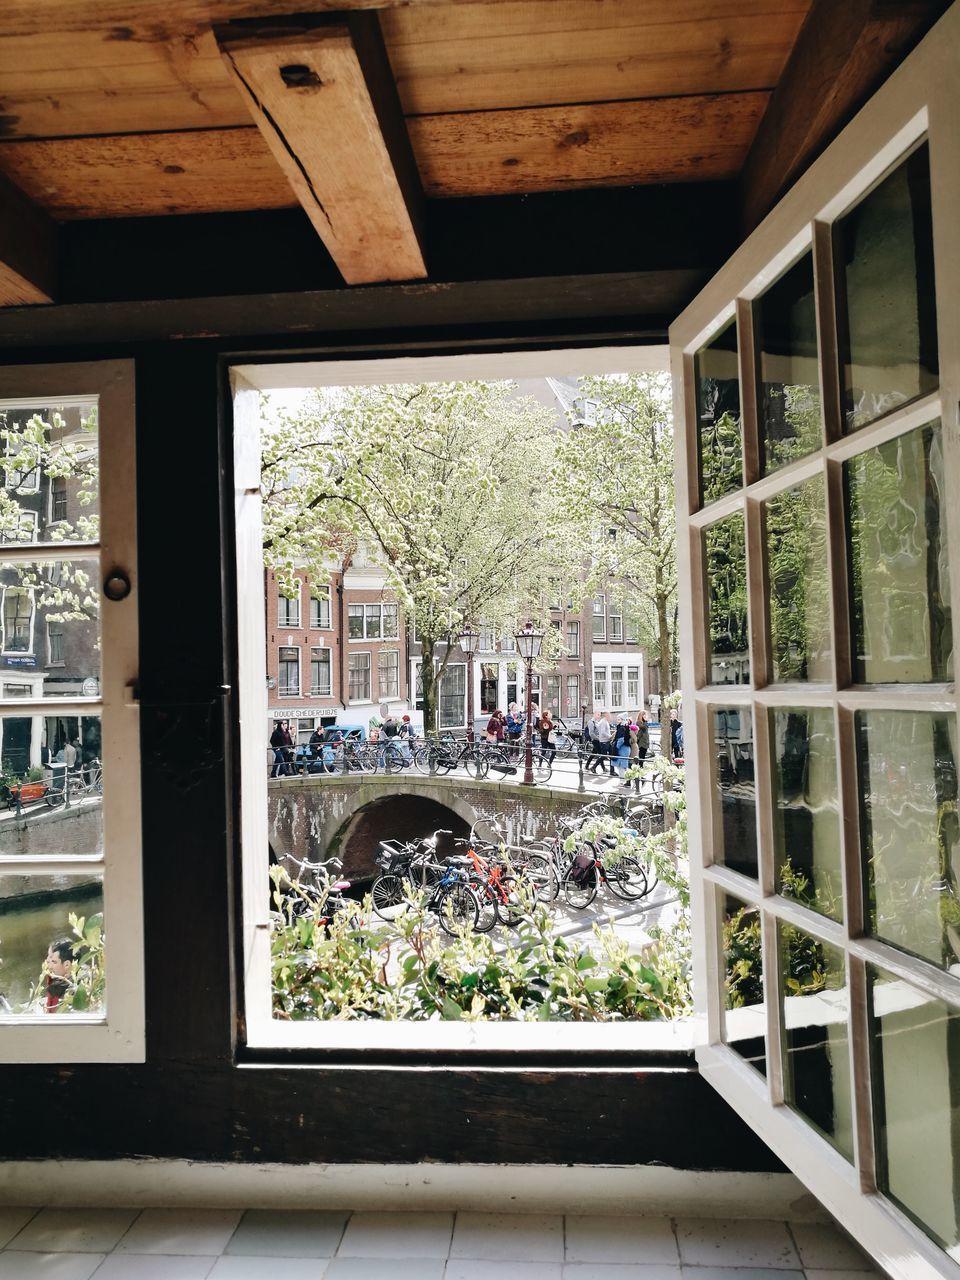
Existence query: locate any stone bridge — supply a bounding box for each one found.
[268,773,590,882]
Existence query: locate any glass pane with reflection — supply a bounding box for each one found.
[858,711,960,969]
[705,512,749,686]
[722,895,766,1076]
[869,967,960,1254]
[780,925,852,1161]
[0,712,102,858]
[836,143,938,432]
[845,422,951,683]
[696,320,743,504]
[755,252,822,472]
[0,557,100,700]
[771,708,842,921]
[0,873,104,1015]
[0,400,99,544]
[713,707,757,878]
[765,475,832,682]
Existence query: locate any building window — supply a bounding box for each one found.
[506,662,518,707]
[277,587,300,629]
[278,646,300,696]
[382,603,399,639]
[545,675,561,715]
[609,609,623,642]
[592,595,606,640]
[500,632,516,654]
[0,511,37,543]
[627,666,640,706]
[348,652,371,702]
[478,625,496,652]
[480,662,498,713]
[2,588,33,653]
[4,441,40,493]
[47,622,64,666]
[566,620,580,656]
[610,665,624,707]
[593,666,606,707]
[348,604,364,638]
[51,476,67,524]
[439,664,466,729]
[625,614,639,644]
[349,602,398,639]
[310,647,331,697]
[565,674,580,720]
[297,717,315,745]
[379,649,400,699]
[309,588,331,630]
[364,603,381,638]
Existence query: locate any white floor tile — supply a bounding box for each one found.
[117,1210,242,1256]
[11,1208,139,1254]
[0,1207,39,1248]
[678,1270,803,1280]
[226,1211,346,1258]
[92,1257,215,1280]
[336,1211,453,1258]
[451,1213,564,1262]
[209,1259,328,1279]
[0,1253,103,1280]
[445,1263,562,1280]
[804,1271,887,1280]
[565,1217,678,1264]
[675,1219,800,1270]
[324,1259,444,1280]
[564,1266,682,1279]
[789,1222,874,1271]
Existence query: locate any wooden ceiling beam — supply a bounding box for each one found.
[740,0,952,232]
[215,13,426,285]
[0,170,57,306]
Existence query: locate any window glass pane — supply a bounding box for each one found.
[565,675,580,719]
[439,665,465,729]
[713,707,757,877]
[836,144,938,432]
[722,895,766,1076]
[771,708,842,922]
[593,669,605,706]
[348,653,370,702]
[0,873,104,1015]
[347,605,363,640]
[364,605,381,639]
[0,400,99,544]
[0,712,103,857]
[696,319,742,504]
[0,557,100,701]
[858,711,959,969]
[845,421,951,683]
[765,476,832,682]
[756,252,822,473]
[382,604,398,639]
[705,512,749,685]
[310,590,330,630]
[869,967,960,1253]
[310,648,331,697]
[780,926,852,1161]
[277,590,299,629]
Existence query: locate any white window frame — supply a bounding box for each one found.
[348,650,371,702]
[378,647,400,700]
[0,510,38,544]
[609,609,623,642]
[278,645,300,697]
[566,619,580,656]
[1,585,35,655]
[47,618,65,667]
[4,438,40,494]
[277,585,300,630]
[609,665,623,707]
[0,361,143,1064]
[593,666,606,707]
[347,602,398,640]
[309,587,331,630]
[671,11,960,1275]
[565,673,581,720]
[592,594,606,641]
[627,665,640,706]
[309,645,332,697]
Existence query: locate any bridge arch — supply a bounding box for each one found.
[330,793,473,881]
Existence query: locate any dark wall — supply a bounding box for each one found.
[0,299,782,1174]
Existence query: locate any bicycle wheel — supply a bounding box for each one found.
[371,873,406,920]
[383,744,405,775]
[516,853,555,904]
[472,880,499,932]
[411,744,433,775]
[436,883,479,934]
[433,750,456,776]
[562,867,597,909]
[533,753,553,784]
[463,747,488,780]
[495,875,531,926]
[604,855,648,901]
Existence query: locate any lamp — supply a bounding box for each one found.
[459,624,480,741]
[513,621,545,784]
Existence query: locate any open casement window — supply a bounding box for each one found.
[672,10,960,1278]
[0,362,142,1063]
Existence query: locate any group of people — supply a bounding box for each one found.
[583,710,651,783]
[484,703,558,763]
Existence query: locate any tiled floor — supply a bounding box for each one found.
[0,1208,886,1279]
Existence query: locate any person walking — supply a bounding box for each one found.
[613,714,631,777]
[594,711,613,775]
[505,702,525,755]
[486,709,506,743]
[538,707,556,766]
[669,708,684,760]
[270,720,287,777]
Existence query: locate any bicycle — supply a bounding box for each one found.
[272,854,358,928]
[44,758,103,809]
[371,852,480,935]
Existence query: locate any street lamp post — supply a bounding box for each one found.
[514,621,544,786]
[458,624,479,743]
[578,700,588,791]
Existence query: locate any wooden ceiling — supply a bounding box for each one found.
[0,0,950,307]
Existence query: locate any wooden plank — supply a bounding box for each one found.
[215,15,426,285]
[0,128,297,219]
[0,169,57,304]
[740,0,953,231]
[0,27,248,140]
[382,0,809,115]
[409,92,770,198]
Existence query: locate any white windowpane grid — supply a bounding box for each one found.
[378,649,399,699]
[349,653,371,702]
[309,589,330,630]
[310,647,331,697]
[277,588,300,629]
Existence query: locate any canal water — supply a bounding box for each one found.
[0,882,101,1011]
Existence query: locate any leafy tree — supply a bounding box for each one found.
[262,381,567,732]
[551,373,677,694]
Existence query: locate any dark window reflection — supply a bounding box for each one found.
[858,711,960,969]
[771,708,843,922]
[705,512,749,685]
[836,143,938,432]
[713,707,757,878]
[722,895,766,1076]
[845,422,952,683]
[755,252,822,472]
[765,476,832,682]
[696,320,743,504]
[869,967,960,1252]
[780,926,852,1161]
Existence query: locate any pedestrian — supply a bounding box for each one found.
[270,719,287,777]
[594,711,612,774]
[538,707,556,765]
[669,708,684,760]
[486,709,505,743]
[613,714,631,777]
[505,702,525,754]
[585,711,607,774]
[398,713,416,762]
[44,937,74,1012]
